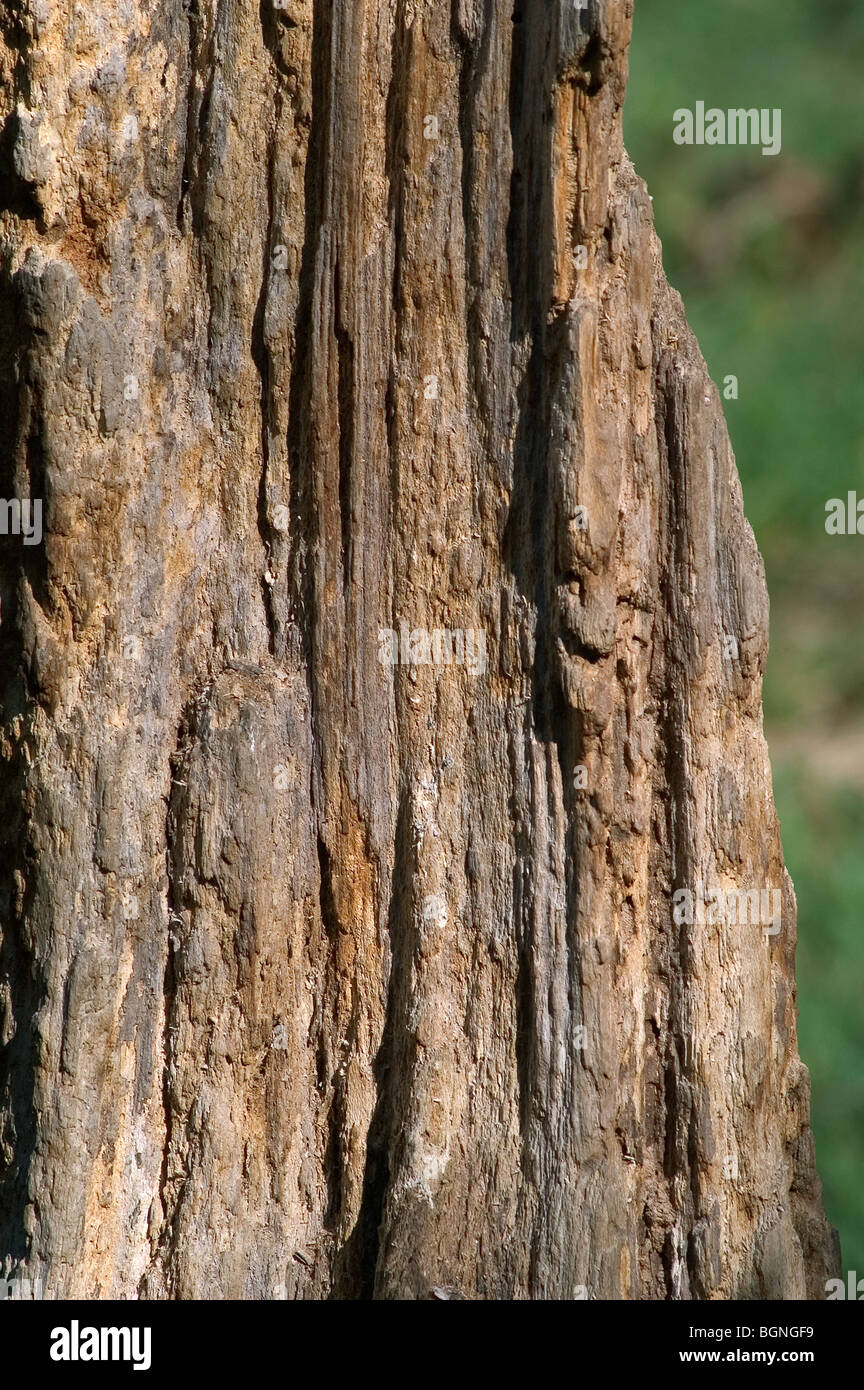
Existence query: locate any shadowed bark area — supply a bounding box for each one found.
[0,0,839,1299]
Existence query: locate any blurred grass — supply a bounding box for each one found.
[625,0,864,1278]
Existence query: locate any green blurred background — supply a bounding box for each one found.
[625,0,864,1276]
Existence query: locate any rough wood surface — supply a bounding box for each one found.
[0,0,838,1299]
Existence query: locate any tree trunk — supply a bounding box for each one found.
[0,0,838,1300]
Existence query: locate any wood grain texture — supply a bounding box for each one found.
[0,0,839,1299]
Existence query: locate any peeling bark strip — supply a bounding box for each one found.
[0,0,838,1300]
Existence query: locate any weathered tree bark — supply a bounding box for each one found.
[0,0,838,1300]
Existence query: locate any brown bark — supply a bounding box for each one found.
[0,0,838,1299]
